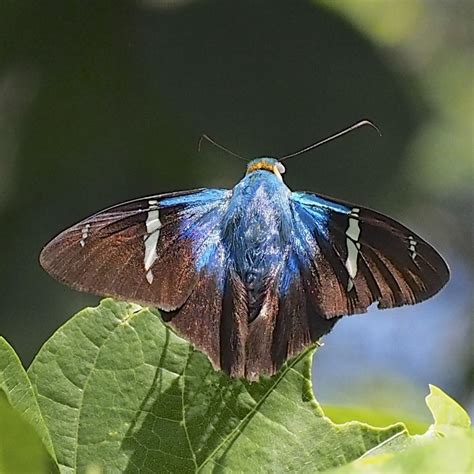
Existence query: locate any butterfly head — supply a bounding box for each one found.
[246,158,286,181]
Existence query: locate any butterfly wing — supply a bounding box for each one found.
[250,191,450,377]
[290,192,450,319]
[40,183,450,380]
[40,188,231,313]
[248,246,340,378]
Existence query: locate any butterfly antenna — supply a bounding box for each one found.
[198,134,248,162]
[279,119,382,162]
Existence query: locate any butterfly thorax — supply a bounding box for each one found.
[222,170,292,321]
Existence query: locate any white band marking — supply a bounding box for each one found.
[80,223,91,247]
[408,235,417,260]
[344,208,361,291]
[346,217,360,242]
[143,200,162,284]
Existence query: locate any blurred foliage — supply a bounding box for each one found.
[321,0,473,239]
[0,394,56,473]
[327,435,474,474]
[0,338,56,460]
[327,384,473,473]
[0,0,472,420]
[321,404,428,436]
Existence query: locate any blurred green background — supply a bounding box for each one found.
[0,0,472,419]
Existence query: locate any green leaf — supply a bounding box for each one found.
[28,299,406,473]
[424,384,471,437]
[0,396,57,474]
[326,433,474,474]
[326,386,473,473]
[0,337,57,462]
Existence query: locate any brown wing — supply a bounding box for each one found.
[40,189,231,311]
[291,192,450,319]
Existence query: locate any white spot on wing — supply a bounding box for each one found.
[346,217,360,241]
[146,210,161,234]
[408,235,417,261]
[146,269,154,284]
[79,223,91,247]
[344,208,361,291]
[345,239,359,278]
[144,231,159,271]
[143,200,162,283]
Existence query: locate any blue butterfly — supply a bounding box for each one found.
[40,126,449,380]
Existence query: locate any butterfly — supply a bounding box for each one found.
[40,123,449,380]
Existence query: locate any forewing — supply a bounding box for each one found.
[40,188,231,310]
[291,192,450,318]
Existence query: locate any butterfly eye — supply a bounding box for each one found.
[276,162,286,174]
